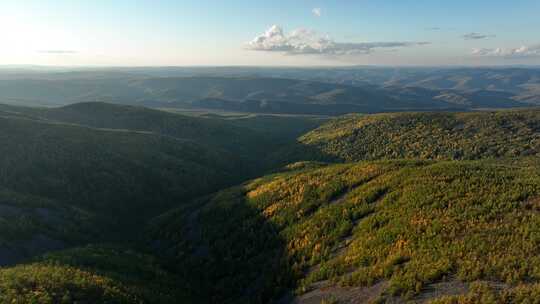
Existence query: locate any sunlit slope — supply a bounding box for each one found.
[0,245,192,304]
[300,110,540,161]
[148,158,540,302]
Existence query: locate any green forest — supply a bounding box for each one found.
[1,102,540,303]
[300,111,540,161]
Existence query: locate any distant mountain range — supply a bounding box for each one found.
[1,67,538,114]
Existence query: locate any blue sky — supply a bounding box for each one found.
[1,0,539,66]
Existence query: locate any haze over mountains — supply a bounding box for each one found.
[1,67,538,114]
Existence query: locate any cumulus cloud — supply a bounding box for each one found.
[463,32,495,40]
[246,25,430,56]
[38,50,78,54]
[472,44,540,58]
[471,48,504,56]
[312,8,322,17]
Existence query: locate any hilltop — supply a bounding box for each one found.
[0,75,513,114]
[1,67,538,114]
[0,110,251,265]
[0,101,324,160]
[2,102,268,156]
[299,110,540,162]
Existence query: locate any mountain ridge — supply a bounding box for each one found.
[2,72,534,114]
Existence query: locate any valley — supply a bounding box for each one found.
[1,96,540,303]
[3,1,540,302]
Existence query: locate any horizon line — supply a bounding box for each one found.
[1,64,540,70]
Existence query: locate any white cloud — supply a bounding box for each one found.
[471,48,504,56]
[246,25,430,56]
[472,44,540,58]
[463,32,495,40]
[312,8,322,17]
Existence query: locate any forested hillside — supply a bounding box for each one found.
[0,112,257,265]
[300,110,540,162]
[2,0,540,301]
[148,158,540,303]
[0,102,325,166]
[2,103,540,303]
[0,245,193,303]
[0,102,266,155]
[0,102,324,267]
[0,114,245,215]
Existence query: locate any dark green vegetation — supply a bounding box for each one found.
[0,102,324,266]
[0,245,191,303]
[0,189,99,265]
[149,158,540,303]
[0,101,266,159]
[0,113,239,264]
[2,100,540,303]
[301,110,540,162]
[0,101,324,161]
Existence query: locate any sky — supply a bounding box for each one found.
[1,0,539,67]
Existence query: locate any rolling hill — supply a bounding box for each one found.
[0,101,326,168]
[299,110,540,162]
[0,102,325,267]
[0,245,192,303]
[0,109,260,265]
[0,113,244,215]
[2,67,537,114]
[147,158,540,303]
[3,102,540,302]
[0,74,506,114]
[0,102,269,157]
[220,66,540,105]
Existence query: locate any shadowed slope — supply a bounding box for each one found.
[0,113,251,266]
